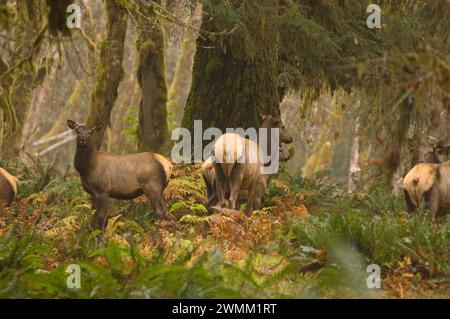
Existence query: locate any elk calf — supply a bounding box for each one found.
[67,120,172,230]
[0,167,18,211]
[403,161,450,218]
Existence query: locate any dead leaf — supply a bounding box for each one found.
[291,204,308,220]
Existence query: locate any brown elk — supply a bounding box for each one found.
[201,156,248,210]
[201,143,292,210]
[0,167,18,211]
[403,161,450,218]
[208,115,293,214]
[403,139,450,218]
[67,120,172,230]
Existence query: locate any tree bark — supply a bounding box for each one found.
[182,0,280,134]
[135,1,169,153]
[86,0,127,149]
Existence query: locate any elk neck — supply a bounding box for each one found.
[74,140,96,177]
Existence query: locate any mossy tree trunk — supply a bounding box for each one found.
[135,2,169,153]
[379,97,414,189]
[86,0,127,149]
[181,0,280,134]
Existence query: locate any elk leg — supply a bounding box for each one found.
[403,189,415,212]
[425,186,439,219]
[236,190,248,211]
[207,192,219,209]
[203,176,219,208]
[246,180,265,216]
[213,162,228,208]
[91,194,96,210]
[143,185,167,219]
[203,175,214,202]
[229,162,244,210]
[92,193,109,230]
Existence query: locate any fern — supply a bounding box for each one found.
[179,215,209,224]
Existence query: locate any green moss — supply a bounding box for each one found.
[205,56,223,77]
[135,18,169,153]
[137,40,156,64]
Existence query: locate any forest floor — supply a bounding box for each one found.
[0,160,449,298]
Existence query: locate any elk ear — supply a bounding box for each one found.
[437,145,450,155]
[92,123,104,132]
[67,120,78,130]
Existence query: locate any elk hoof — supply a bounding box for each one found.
[155,210,168,220]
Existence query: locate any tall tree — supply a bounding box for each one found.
[86,0,127,149]
[134,1,169,153]
[182,0,280,133]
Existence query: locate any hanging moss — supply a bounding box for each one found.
[135,20,169,153]
[136,40,157,86]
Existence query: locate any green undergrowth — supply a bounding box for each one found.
[0,160,449,298]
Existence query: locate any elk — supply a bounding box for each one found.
[201,156,248,210]
[418,140,450,164]
[67,120,172,230]
[0,167,18,211]
[208,115,293,214]
[403,161,450,218]
[402,138,450,218]
[201,143,291,210]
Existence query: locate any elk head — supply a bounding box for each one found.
[259,113,293,145]
[417,137,450,164]
[67,120,103,147]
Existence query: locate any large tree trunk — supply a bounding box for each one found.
[135,2,169,153]
[86,0,127,149]
[182,0,280,134]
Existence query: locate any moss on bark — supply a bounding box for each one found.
[86,0,127,149]
[135,3,169,153]
[182,0,280,134]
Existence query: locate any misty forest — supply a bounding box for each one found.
[1,0,450,298]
